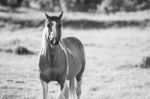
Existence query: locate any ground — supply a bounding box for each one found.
[0,8,150,99]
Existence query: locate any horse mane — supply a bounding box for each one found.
[40,26,49,56]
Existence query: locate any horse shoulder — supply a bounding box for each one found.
[62,37,84,50]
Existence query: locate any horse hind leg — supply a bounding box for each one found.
[76,74,83,99]
[63,81,69,99]
[76,52,85,99]
[69,77,77,99]
[76,79,82,99]
[76,63,85,99]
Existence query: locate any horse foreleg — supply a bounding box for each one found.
[41,79,48,99]
[58,80,69,99]
[69,77,77,99]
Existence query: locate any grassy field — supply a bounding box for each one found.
[1,8,150,99]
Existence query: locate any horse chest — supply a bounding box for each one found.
[39,54,67,82]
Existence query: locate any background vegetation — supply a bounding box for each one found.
[0,0,150,13]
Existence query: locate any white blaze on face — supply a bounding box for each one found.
[49,21,58,45]
[50,21,57,40]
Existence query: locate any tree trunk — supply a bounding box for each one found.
[59,0,67,12]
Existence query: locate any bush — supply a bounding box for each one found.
[97,0,150,13]
[0,0,150,12]
[0,0,23,8]
[140,56,150,68]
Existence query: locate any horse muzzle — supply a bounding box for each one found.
[49,36,59,46]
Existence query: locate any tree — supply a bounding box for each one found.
[59,0,67,12]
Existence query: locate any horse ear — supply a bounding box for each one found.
[58,11,63,20]
[44,12,50,19]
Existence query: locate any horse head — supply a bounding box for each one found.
[44,11,63,46]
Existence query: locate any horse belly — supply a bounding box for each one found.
[67,54,83,79]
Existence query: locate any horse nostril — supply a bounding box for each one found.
[51,32,56,37]
[49,32,59,45]
[53,39,56,44]
[49,32,54,40]
[49,35,53,41]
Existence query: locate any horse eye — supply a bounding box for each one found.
[47,22,53,28]
[58,24,61,28]
[47,24,51,28]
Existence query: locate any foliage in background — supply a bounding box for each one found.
[0,0,150,13]
[98,0,150,13]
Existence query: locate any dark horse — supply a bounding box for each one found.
[39,12,85,99]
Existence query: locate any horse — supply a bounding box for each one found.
[39,11,86,99]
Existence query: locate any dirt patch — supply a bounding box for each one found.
[14,45,35,55]
[140,56,150,68]
[116,64,138,70]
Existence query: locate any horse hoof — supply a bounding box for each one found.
[58,95,65,99]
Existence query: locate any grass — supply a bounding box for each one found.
[1,26,150,99]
